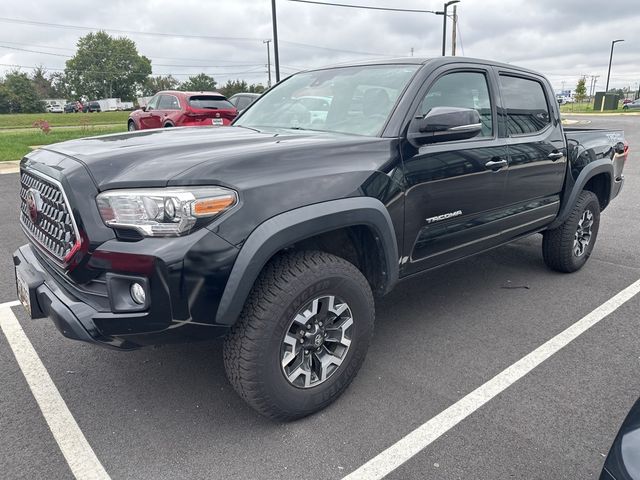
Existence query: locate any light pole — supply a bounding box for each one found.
[605,39,624,93]
[271,0,280,83]
[601,39,623,111]
[440,0,460,56]
[263,39,272,87]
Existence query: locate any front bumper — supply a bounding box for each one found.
[13,229,239,349]
[13,244,137,349]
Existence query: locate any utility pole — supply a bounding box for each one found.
[271,0,280,82]
[263,39,272,87]
[451,5,458,56]
[410,47,414,57]
[440,0,460,56]
[589,75,599,99]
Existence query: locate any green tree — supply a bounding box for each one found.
[64,31,151,100]
[219,79,248,97]
[49,72,72,98]
[2,70,45,113]
[179,73,216,91]
[574,77,587,103]
[0,84,10,113]
[31,66,54,99]
[142,75,179,95]
[248,83,266,94]
[219,79,266,97]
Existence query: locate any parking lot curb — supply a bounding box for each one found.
[0,161,20,175]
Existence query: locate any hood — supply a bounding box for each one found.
[41,126,391,191]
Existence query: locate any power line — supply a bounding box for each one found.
[287,0,439,14]
[0,44,70,57]
[0,39,280,65]
[0,17,259,42]
[0,63,270,77]
[0,16,398,57]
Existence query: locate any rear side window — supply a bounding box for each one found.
[158,95,180,110]
[188,95,234,110]
[419,71,493,137]
[236,96,253,110]
[499,75,551,135]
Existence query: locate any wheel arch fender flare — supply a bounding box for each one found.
[215,197,399,325]
[549,159,613,229]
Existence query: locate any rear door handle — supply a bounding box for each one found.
[485,159,508,171]
[548,151,564,161]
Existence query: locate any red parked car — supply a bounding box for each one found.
[128,91,238,131]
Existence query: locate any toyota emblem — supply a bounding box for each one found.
[26,188,42,225]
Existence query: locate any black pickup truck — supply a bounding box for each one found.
[13,57,628,420]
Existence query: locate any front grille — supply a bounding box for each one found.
[20,169,79,265]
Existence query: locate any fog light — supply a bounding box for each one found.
[130,282,146,305]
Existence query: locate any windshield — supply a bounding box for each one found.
[235,64,419,136]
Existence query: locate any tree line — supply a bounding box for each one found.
[0,31,265,114]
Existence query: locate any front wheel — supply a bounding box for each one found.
[223,251,374,421]
[542,190,600,272]
[127,121,136,132]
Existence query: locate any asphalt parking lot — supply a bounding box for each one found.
[0,115,639,480]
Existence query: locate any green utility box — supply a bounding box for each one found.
[593,92,620,110]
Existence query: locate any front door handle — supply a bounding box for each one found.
[485,159,508,171]
[548,151,564,161]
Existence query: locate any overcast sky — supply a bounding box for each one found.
[0,0,638,94]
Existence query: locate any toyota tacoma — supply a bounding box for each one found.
[13,57,628,420]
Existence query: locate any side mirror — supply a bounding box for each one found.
[408,107,482,146]
[141,105,148,112]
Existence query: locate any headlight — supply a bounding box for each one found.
[96,187,237,237]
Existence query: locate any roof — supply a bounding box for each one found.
[298,56,544,78]
[156,90,226,97]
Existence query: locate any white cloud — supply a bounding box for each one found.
[0,0,638,93]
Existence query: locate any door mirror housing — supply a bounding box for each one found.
[408,107,482,146]
[141,105,147,112]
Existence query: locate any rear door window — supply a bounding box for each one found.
[188,96,234,110]
[158,95,180,110]
[499,75,551,135]
[236,96,252,110]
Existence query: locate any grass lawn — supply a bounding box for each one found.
[0,111,130,129]
[0,124,127,161]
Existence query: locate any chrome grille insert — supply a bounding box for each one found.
[19,169,80,266]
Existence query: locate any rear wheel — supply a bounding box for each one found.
[223,251,374,421]
[542,190,600,272]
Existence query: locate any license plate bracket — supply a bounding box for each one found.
[14,262,45,319]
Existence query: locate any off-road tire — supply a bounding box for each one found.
[223,250,374,421]
[542,190,600,273]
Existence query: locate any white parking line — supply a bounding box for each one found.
[0,304,111,480]
[343,278,640,480]
[1,300,20,308]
